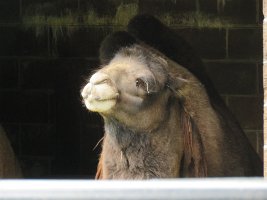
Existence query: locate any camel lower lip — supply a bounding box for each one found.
[84,96,117,113]
[94,97,117,101]
[92,93,119,102]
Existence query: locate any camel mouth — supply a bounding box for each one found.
[93,94,119,102]
[84,97,118,113]
[82,83,119,113]
[81,72,120,113]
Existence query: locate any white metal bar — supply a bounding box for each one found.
[0,178,266,200]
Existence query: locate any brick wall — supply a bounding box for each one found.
[263,0,267,177]
[0,0,263,178]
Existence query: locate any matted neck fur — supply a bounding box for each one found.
[81,44,262,179]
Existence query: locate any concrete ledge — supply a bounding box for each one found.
[0,178,266,200]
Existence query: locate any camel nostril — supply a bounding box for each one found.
[90,73,111,85]
[81,83,92,99]
[99,79,111,85]
[81,89,88,99]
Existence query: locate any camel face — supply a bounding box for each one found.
[82,45,170,132]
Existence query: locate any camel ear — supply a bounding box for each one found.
[165,60,208,177]
[179,106,207,177]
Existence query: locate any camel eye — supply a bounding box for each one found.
[135,78,146,89]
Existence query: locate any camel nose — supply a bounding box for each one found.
[81,83,92,99]
[90,72,111,85]
[81,71,118,113]
[82,72,114,100]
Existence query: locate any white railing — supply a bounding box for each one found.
[0,178,266,200]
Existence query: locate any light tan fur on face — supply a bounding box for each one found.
[81,72,119,113]
[81,54,159,117]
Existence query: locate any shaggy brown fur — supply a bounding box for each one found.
[82,43,262,179]
[0,125,22,178]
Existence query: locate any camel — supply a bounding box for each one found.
[0,125,22,178]
[81,35,262,179]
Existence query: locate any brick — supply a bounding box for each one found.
[21,58,98,89]
[22,0,78,16]
[21,92,51,123]
[80,125,103,176]
[0,27,19,56]
[20,156,52,178]
[176,28,226,59]
[52,94,85,176]
[139,0,196,15]
[54,27,112,57]
[0,26,49,56]
[228,28,262,59]
[0,60,19,89]
[54,59,99,89]
[19,28,49,56]
[78,0,118,17]
[264,0,267,17]
[0,0,20,22]
[204,62,257,95]
[258,0,264,24]
[51,157,80,177]
[81,109,103,126]
[264,21,267,60]
[1,123,20,154]
[0,92,21,122]
[79,106,106,176]
[0,91,50,123]
[257,131,263,160]
[258,64,263,95]
[244,131,258,153]
[222,0,257,24]
[228,96,263,130]
[220,95,228,105]
[20,124,55,156]
[51,121,81,176]
[264,63,267,93]
[199,0,219,14]
[21,59,58,89]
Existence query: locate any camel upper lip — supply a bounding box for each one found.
[97,97,117,101]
